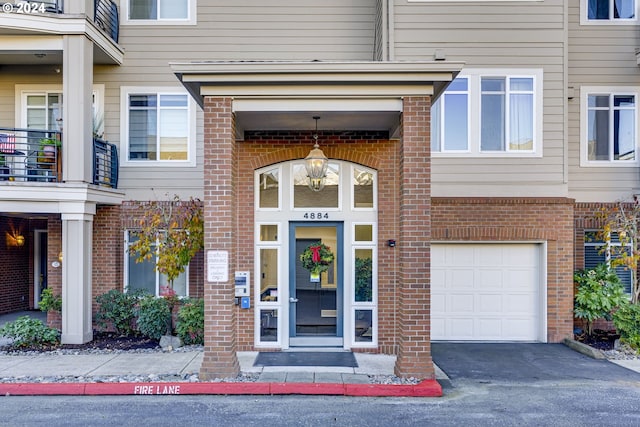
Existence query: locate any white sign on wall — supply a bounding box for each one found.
[207,250,229,282]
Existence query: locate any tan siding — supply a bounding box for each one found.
[97,0,376,199]
[567,0,640,202]
[392,0,567,197]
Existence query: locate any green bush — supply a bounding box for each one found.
[38,288,62,313]
[176,298,204,345]
[135,295,171,340]
[613,303,640,350]
[574,263,629,335]
[0,316,60,349]
[95,289,144,335]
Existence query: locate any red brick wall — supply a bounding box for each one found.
[0,217,30,314]
[235,130,400,353]
[200,96,241,379]
[432,197,576,342]
[47,216,62,329]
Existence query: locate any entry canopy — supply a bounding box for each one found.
[171,60,464,138]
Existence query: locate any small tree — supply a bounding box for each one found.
[595,197,640,303]
[574,264,628,336]
[129,195,204,292]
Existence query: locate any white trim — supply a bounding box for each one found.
[233,98,403,112]
[15,84,105,130]
[432,68,543,158]
[120,86,197,167]
[580,86,640,167]
[121,0,197,26]
[33,229,47,309]
[580,0,639,25]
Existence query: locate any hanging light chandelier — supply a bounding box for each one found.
[304,116,329,192]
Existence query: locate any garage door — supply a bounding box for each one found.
[431,244,543,341]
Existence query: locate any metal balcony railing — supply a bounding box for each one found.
[94,0,119,43]
[0,127,119,189]
[93,137,118,188]
[0,128,62,183]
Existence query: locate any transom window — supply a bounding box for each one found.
[580,87,638,166]
[432,69,542,157]
[121,87,195,166]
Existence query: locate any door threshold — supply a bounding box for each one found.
[289,337,343,347]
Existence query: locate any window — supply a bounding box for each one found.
[582,0,637,24]
[432,69,542,157]
[123,0,196,25]
[581,87,638,167]
[125,231,188,297]
[584,231,633,294]
[121,87,196,166]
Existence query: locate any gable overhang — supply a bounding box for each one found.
[171,61,464,138]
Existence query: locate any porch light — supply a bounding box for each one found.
[15,235,24,247]
[304,116,329,192]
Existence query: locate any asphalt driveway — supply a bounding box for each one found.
[431,342,640,383]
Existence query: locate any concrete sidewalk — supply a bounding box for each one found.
[0,350,444,396]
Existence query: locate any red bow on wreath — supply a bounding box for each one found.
[309,245,322,262]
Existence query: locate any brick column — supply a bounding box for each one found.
[394,96,434,379]
[200,97,240,379]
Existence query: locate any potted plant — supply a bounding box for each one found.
[38,137,61,159]
[0,154,8,180]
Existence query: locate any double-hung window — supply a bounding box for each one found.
[121,88,195,166]
[582,0,637,24]
[580,87,638,166]
[432,69,542,157]
[123,0,196,24]
[125,231,188,297]
[584,231,633,294]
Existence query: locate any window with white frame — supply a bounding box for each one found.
[581,0,637,24]
[432,69,542,157]
[125,231,188,297]
[123,0,196,25]
[580,87,638,166]
[584,231,633,294]
[121,87,196,166]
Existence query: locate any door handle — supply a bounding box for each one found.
[289,297,299,303]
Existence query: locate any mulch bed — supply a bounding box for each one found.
[574,329,620,351]
[1,332,159,353]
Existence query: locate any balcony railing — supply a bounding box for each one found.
[93,137,118,188]
[0,127,119,189]
[94,0,119,43]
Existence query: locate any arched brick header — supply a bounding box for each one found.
[245,131,386,171]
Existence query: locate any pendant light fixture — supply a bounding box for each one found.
[304,116,329,192]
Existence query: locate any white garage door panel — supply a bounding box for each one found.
[432,244,542,342]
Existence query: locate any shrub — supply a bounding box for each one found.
[574,263,629,336]
[38,288,62,313]
[95,289,144,335]
[176,298,204,345]
[135,295,171,340]
[613,303,640,350]
[0,316,60,349]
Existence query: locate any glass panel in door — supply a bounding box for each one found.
[290,225,341,338]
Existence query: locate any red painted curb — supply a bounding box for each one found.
[0,380,442,397]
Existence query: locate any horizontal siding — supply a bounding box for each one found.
[567,0,640,202]
[393,0,567,197]
[101,0,376,198]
